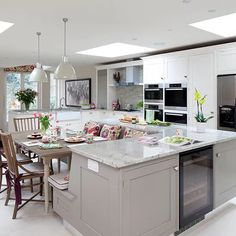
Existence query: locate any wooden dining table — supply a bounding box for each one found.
[12,130,72,213]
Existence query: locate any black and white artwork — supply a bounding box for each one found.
[65,79,91,107]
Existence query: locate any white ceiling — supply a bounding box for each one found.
[0,0,236,68]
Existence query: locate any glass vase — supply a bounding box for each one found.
[24,102,30,111]
[41,123,50,135]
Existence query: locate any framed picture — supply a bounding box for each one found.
[65,78,91,107]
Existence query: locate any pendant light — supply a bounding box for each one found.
[54,18,76,80]
[29,32,48,82]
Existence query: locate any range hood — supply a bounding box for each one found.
[118,66,143,86]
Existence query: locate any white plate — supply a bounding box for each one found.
[158,136,193,147]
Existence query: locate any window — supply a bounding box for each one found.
[24,73,38,110]
[5,73,39,119]
[6,73,21,111]
[50,73,58,109]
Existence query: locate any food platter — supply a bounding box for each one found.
[159,136,193,147]
[27,133,42,139]
[64,137,86,143]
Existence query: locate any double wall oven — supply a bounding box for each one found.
[165,83,188,124]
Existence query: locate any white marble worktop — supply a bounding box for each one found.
[70,126,236,168]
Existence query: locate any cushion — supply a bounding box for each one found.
[100,124,121,140]
[83,121,102,136]
[123,128,146,138]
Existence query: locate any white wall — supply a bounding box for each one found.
[58,65,97,103]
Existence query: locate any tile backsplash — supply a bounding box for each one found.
[116,86,143,108]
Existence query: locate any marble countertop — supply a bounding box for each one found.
[70,126,236,168]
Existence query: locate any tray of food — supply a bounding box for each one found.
[148,119,171,127]
[159,136,193,147]
[27,132,42,139]
[64,136,86,143]
[119,115,138,123]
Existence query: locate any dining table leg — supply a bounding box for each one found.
[43,157,50,213]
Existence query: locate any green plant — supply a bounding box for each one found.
[194,89,214,123]
[34,112,52,133]
[136,100,144,109]
[15,88,38,110]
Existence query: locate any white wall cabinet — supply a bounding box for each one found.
[188,53,216,129]
[166,57,188,83]
[143,58,165,84]
[217,48,236,75]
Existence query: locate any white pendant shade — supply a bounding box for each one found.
[30,63,48,82]
[54,18,76,80]
[54,56,76,80]
[29,32,48,83]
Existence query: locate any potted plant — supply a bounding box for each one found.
[15,88,38,111]
[194,89,214,132]
[136,100,144,110]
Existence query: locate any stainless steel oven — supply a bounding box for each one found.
[144,84,163,103]
[165,112,187,124]
[165,83,187,110]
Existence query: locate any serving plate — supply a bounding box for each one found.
[158,136,193,147]
[27,134,42,140]
[64,137,86,143]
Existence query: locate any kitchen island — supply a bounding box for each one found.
[52,126,236,236]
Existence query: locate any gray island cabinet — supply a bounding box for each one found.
[214,139,236,208]
[54,153,179,236]
[52,127,236,236]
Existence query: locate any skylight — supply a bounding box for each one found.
[0,20,14,34]
[190,13,236,37]
[76,43,155,58]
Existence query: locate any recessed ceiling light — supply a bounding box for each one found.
[190,13,236,37]
[76,43,155,58]
[0,20,14,34]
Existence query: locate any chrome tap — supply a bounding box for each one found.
[59,97,65,110]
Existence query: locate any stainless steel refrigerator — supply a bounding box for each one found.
[217,74,236,131]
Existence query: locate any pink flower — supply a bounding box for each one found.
[38,113,42,118]
[33,112,37,118]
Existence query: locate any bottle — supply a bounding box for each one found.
[116,99,121,111]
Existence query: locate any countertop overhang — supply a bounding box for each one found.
[70,125,236,168]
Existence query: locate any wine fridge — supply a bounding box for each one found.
[178,146,213,234]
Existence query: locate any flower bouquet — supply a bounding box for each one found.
[34,112,53,134]
[194,89,214,132]
[15,88,38,110]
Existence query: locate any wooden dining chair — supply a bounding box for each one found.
[13,117,40,159]
[1,133,45,219]
[0,137,33,194]
[14,117,40,132]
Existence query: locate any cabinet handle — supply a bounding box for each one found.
[173,166,179,171]
[161,77,164,80]
[216,153,221,158]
